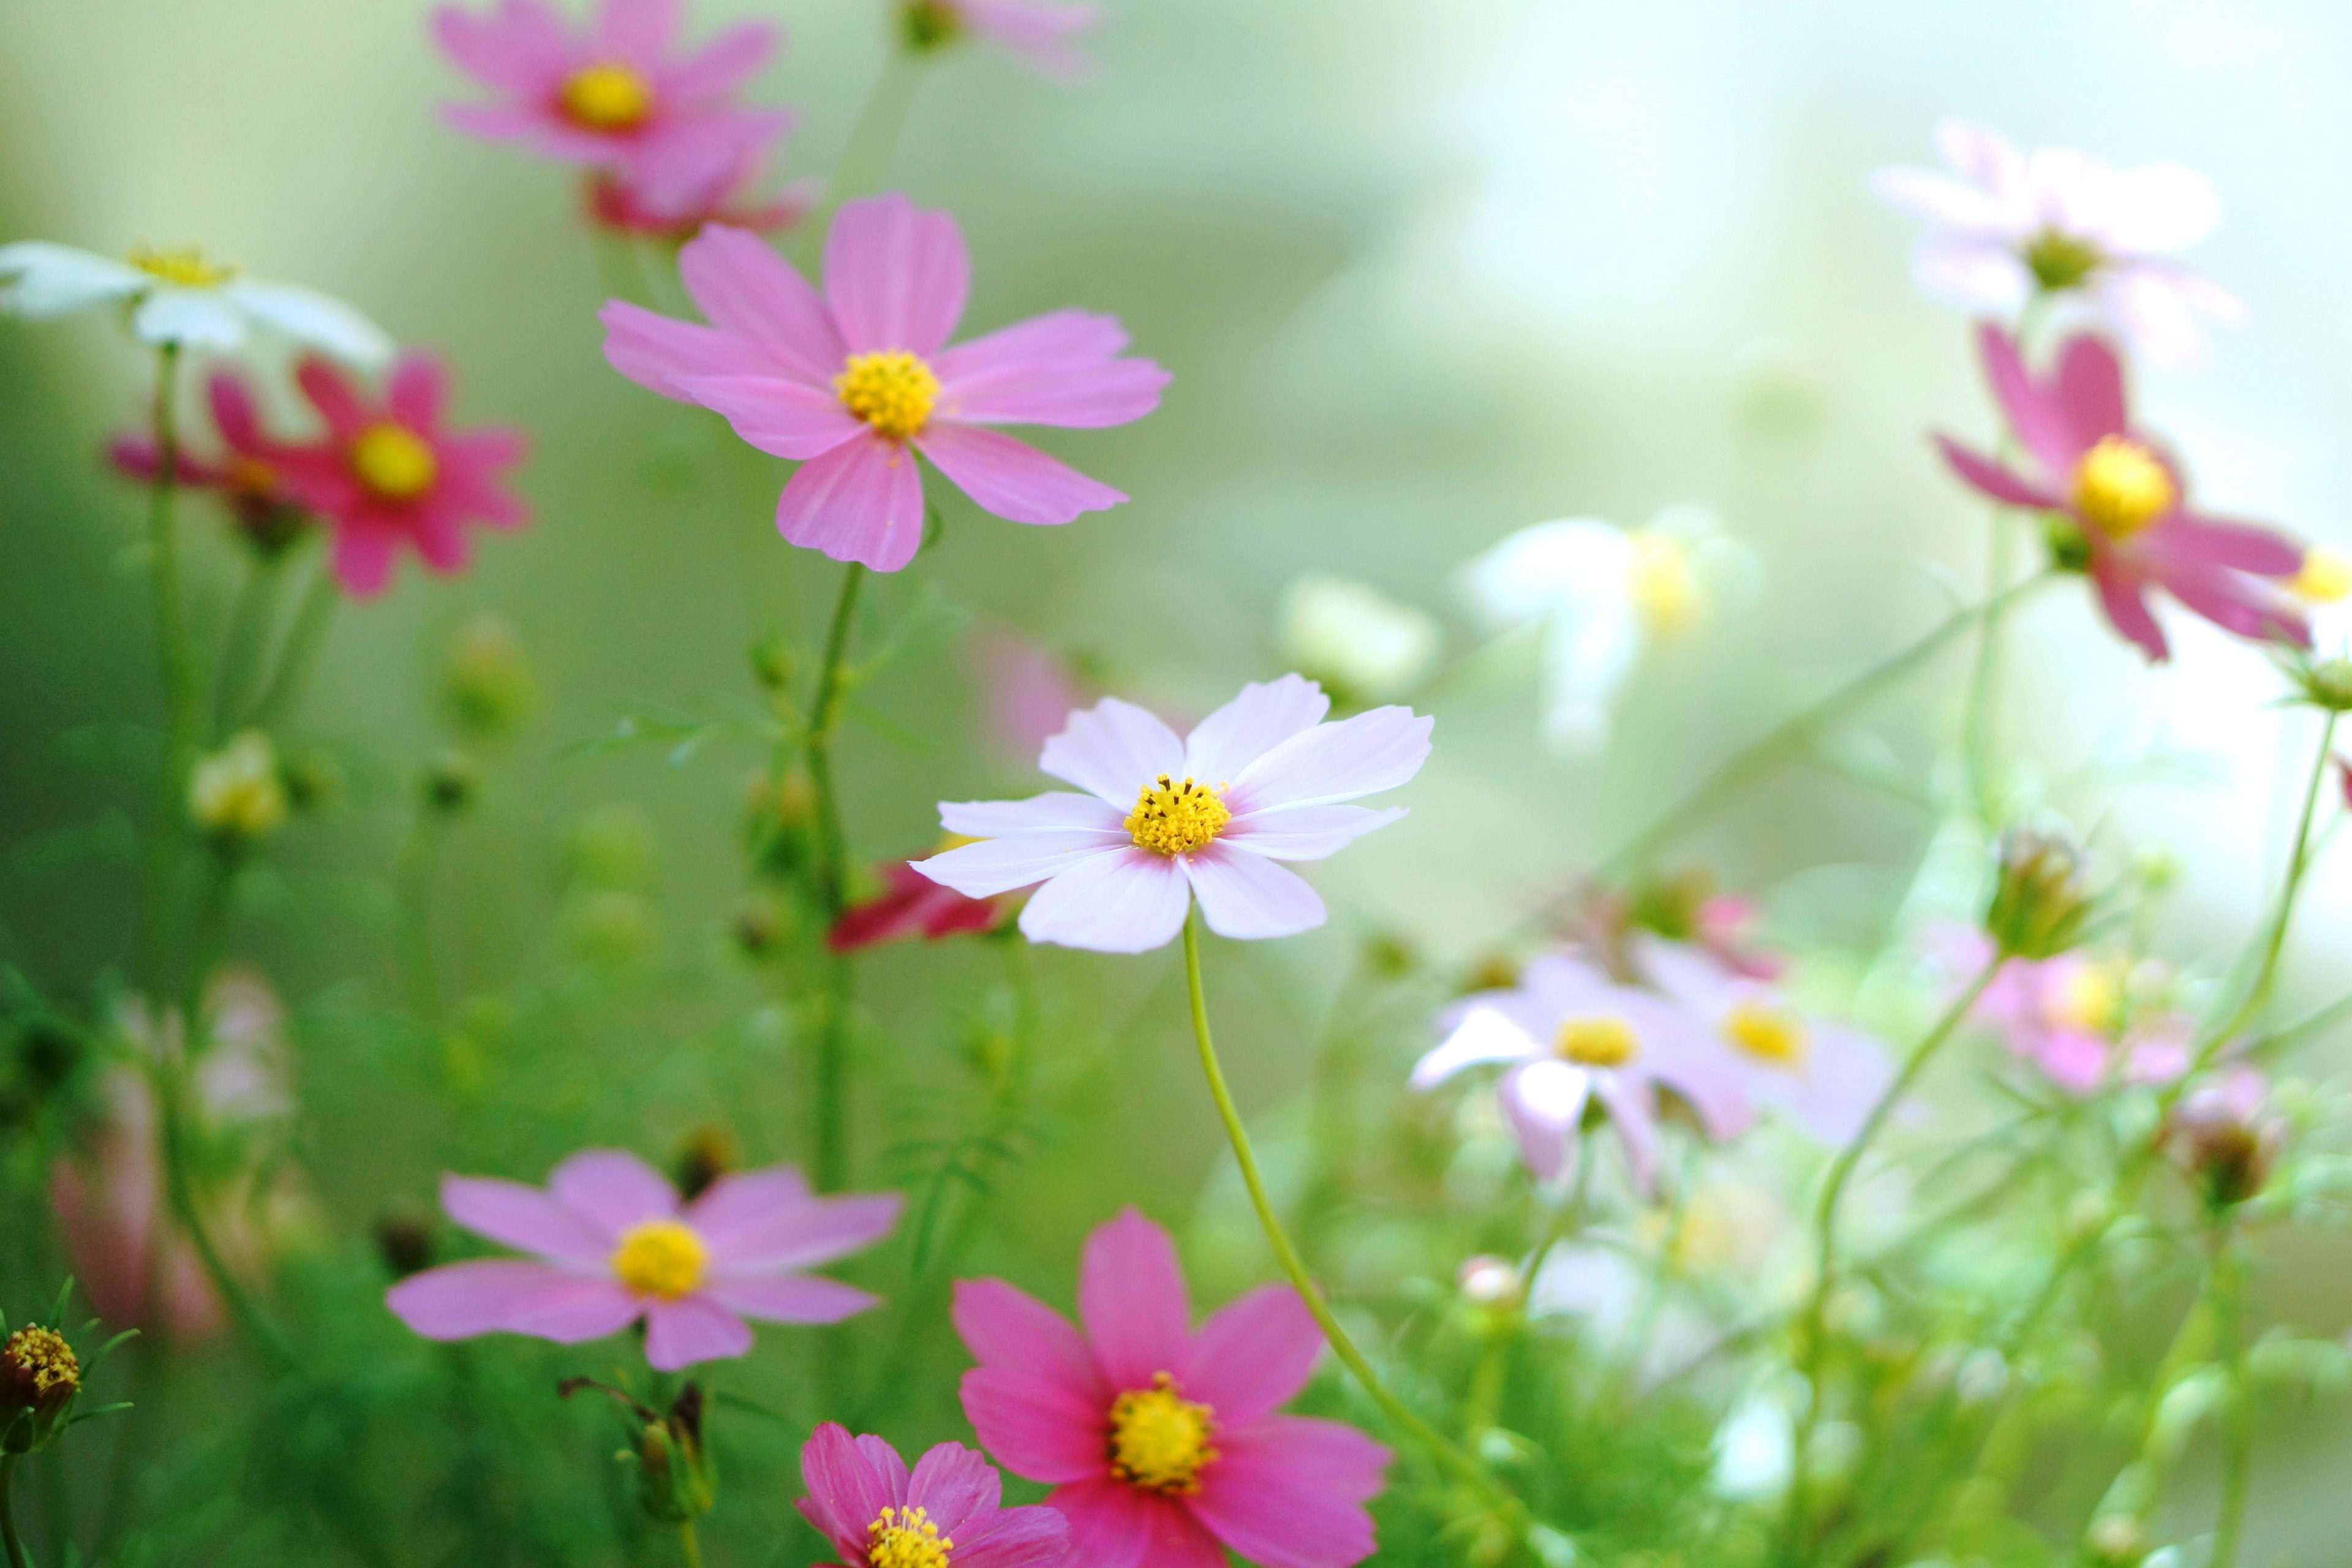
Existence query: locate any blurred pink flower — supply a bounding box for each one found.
[1871,119,2244,366]
[1937,325,2307,662]
[432,0,791,222]
[385,1149,899,1371]
[1948,927,2190,1095]
[600,195,1169,572]
[908,0,1101,78]
[977,628,1094,766]
[797,1423,1072,1568]
[110,369,307,548]
[956,1208,1389,1568]
[585,145,815,241]
[913,675,1427,954]
[1411,951,1751,1190]
[1690,894,1786,982]
[829,858,1008,952]
[276,353,529,599]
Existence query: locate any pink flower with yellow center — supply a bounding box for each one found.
[600,194,1169,573]
[585,139,815,243]
[1936,325,2310,662]
[110,368,307,550]
[796,1424,1072,1568]
[956,1209,1389,1568]
[275,353,529,598]
[385,1149,900,1371]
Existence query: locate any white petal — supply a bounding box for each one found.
[1538,594,1638,754]
[1931,118,2027,200]
[131,287,247,349]
[2097,267,2239,368]
[1181,845,1324,940]
[1180,674,1329,785]
[1411,1005,1539,1089]
[1910,233,2034,314]
[938,791,1125,837]
[1015,847,1191,954]
[1221,802,1405,862]
[2094,164,2220,255]
[1501,1061,1593,1183]
[910,829,1128,897]
[1226,704,1432,813]
[1037,696,1185,805]
[0,243,148,317]
[1461,519,1629,630]
[1865,166,2008,233]
[2023,146,2112,236]
[223,279,395,369]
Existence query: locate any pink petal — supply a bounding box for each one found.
[208,370,266,452]
[2157,560,2308,647]
[2098,265,2240,369]
[916,423,1126,526]
[700,1190,902,1270]
[1975,323,2080,478]
[856,1432,914,1502]
[671,372,863,459]
[1226,705,1431,814]
[1182,845,1325,941]
[600,299,774,402]
[2090,559,2169,661]
[1221,804,1405,862]
[431,0,573,94]
[914,830,1132,899]
[439,101,568,149]
[802,1422,894,1547]
[2149,513,2302,578]
[296,356,368,441]
[1933,435,2060,511]
[386,1260,640,1341]
[1079,1208,1191,1390]
[953,1277,1110,1405]
[413,507,475,575]
[824,194,970,358]
[933,309,1168,428]
[1593,1071,1661,1193]
[940,791,1128,837]
[952,1504,1077,1568]
[908,1441,1003,1534]
[548,1148,678,1237]
[1185,1284,1320,1428]
[388,355,447,431]
[1047,1479,1223,1568]
[702,1274,880,1323]
[1039,697,1185,805]
[656,18,777,101]
[680,1164,809,1243]
[332,521,401,598]
[2051,333,2129,450]
[775,429,927,572]
[1016,846,1190,953]
[1181,675,1330,785]
[440,1174,613,1264]
[957,0,1102,78]
[1787,1025,1893,1144]
[959,1365,1111,1485]
[675,222,844,382]
[643,1294,754,1369]
[1186,1415,1388,1568]
[590,0,680,68]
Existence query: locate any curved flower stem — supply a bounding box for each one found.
[806,562,866,1193]
[245,552,339,731]
[1780,954,2004,1558]
[211,553,284,739]
[139,343,194,996]
[0,1455,26,1568]
[2204,708,2339,1060]
[677,1518,704,1568]
[1182,918,1528,1528]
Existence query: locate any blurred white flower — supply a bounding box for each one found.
[0,241,391,366]
[1277,575,1441,706]
[189,729,288,842]
[1461,505,1733,753]
[1869,119,2243,366]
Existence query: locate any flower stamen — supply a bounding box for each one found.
[127,243,237,289]
[835,351,942,440]
[2070,436,2175,540]
[1555,1014,1637,1066]
[560,63,655,132]
[610,1219,709,1299]
[352,423,439,501]
[867,1504,954,1568]
[1722,1001,1806,1068]
[1125,775,1230,856]
[1107,1373,1218,1494]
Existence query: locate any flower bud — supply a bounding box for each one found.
[1985,830,2092,959]
[900,0,962,54]
[442,614,537,741]
[372,1212,435,1280]
[1,1325,80,1453]
[2164,1069,2278,1208]
[1457,1254,1524,1311]
[422,750,479,814]
[189,730,288,843]
[280,747,344,815]
[673,1126,736,1202]
[1277,575,1441,707]
[748,633,794,694]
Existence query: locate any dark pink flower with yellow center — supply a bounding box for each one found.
[432,0,791,222]
[275,354,529,598]
[956,1208,1389,1568]
[1936,324,2310,662]
[600,194,1169,573]
[385,1149,900,1371]
[110,368,308,551]
[796,1423,1072,1568]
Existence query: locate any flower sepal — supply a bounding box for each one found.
[559,1375,716,1525]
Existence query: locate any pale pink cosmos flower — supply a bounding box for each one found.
[1632,937,1891,1146]
[1411,952,1752,1190]
[600,194,1169,573]
[276,353,530,599]
[1942,928,2190,1094]
[904,0,1102,79]
[432,0,791,221]
[1937,325,2308,662]
[910,675,1428,954]
[956,1208,1389,1568]
[797,1424,1072,1568]
[1870,119,2244,366]
[385,1149,900,1371]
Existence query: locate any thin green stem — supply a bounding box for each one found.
[138,344,192,997]
[245,554,339,731]
[2211,1239,2252,1568]
[805,563,866,1193]
[2205,709,2339,1057]
[1958,514,2017,824]
[211,553,284,739]
[677,1518,704,1568]
[0,1454,26,1568]
[1182,918,1527,1526]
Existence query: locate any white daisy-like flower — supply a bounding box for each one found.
[0,241,392,367]
[1277,574,1442,706]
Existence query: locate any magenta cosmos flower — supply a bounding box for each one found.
[1871,119,2243,366]
[600,194,1168,573]
[903,0,1101,78]
[110,368,308,552]
[275,353,529,598]
[1937,325,2309,662]
[829,856,1008,952]
[911,675,1428,954]
[385,1149,900,1371]
[432,0,790,219]
[1411,952,1750,1189]
[957,1208,1389,1568]
[798,1424,1071,1568]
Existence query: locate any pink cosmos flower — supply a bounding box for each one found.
[797,1423,1072,1568]
[1943,929,2190,1094]
[910,675,1428,954]
[978,628,1095,766]
[956,1208,1389,1568]
[1410,952,1751,1189]
[385,1149,900,1371]
[1632,937,1891,1145]
[432,0,791,220]
[829,857,1008,952]
[1870,119,2244,366]
[274,353,529,599]
[599,194,1169,573]
[1937,325,2308,662]
[110,368,307,551]
[904,0,1102,78]
[586,144,815,242]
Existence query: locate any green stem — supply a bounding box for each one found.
[211,553,284,739]
[138,344,193,997]
[245,554,339,731]
[1958,513,2017,824]
[805,563,865,1193]
[0,1454,26,1568]
[677,1518,704,1568]
[1182,918,1527,1525]
[2211,1239,2252,1568]
[2205,709,2339,1057]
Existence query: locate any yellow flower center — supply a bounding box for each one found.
[2051,960,2124,1035]
[1125,775,1231,856]
[2070,437,2176,540]
[352,423,439,501]
[867,1505,954,1568]
[1555,1014,1638,1067]
[1108,1373,1218,1494]
[127,243,237,288]
[609,1219,708,1299]
[560,63,655,132]
[3,1327,78,1398]
[1722,1001,1807,1068]
[2291,546,2352,604]
[834,350,942,440]
[1628,532,1699,636]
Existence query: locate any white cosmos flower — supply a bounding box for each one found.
[1277,575,1442,705]
[0,241,392,367]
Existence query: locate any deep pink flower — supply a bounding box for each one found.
[432,0,791,220]
[956,1209,1389,1568]
[797,1423,1072,1568]
[829,858,1008,952]
[906,0,1102,78]
[109,369,307,548]
[600,194,1169,572]
[385,1149,900,1371]
[1937,325,2309,662]
[913,676,1427,954]
[274,353,529,598]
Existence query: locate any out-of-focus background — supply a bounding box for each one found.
[3,0,2351,1553]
